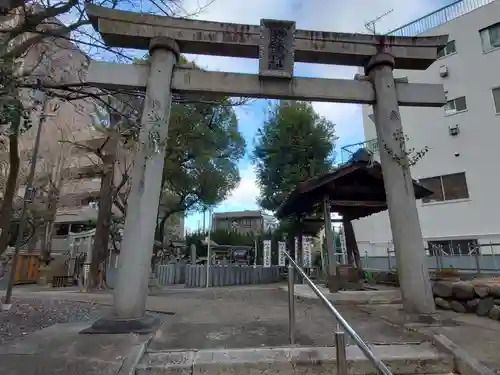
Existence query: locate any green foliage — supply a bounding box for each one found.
[252,101,336,212]
[160,98,245,217]
[131,55,245,219]
[185,227,289,264]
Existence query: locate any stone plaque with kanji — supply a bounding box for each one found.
[259,19,295,78]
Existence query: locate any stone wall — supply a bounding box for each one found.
[433,280,500,320]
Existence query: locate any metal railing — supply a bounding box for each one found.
[340,139,378,163]
[387,0,495,37]
[284,251,393,375]
[359,242,500,274]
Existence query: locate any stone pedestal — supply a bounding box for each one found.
[327,274,339,293]
[337,265,363,291]
[37,265,52,285]
[148,273,161,293]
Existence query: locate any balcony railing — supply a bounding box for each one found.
[340,139,378,163]
[388,0,495,37]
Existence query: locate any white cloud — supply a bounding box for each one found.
[217,165,260,212]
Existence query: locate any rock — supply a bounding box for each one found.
[474,285,490,298]
[450,300,467,313]
[435,297,451,310]
[488,305,500,320]
[452,282,475,300]
[490,285,500,298]
[433,281,453,298]
[466,298,480,312]
[477,297,495,316]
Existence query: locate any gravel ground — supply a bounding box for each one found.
[0,297,110,345]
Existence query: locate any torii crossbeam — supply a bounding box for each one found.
[87,61,445,107]
[83,4,445,333]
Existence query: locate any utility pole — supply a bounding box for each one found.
[205,207,213,287]
[2,86,50,309]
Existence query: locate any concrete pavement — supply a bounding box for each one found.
[0,321,152,375]
[2,284,500,374]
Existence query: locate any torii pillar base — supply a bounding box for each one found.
[80,314,162,335]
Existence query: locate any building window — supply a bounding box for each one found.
[493,87,500,114]
[420,172,469,203]
[444,96,467,116]
[480,22,500,53]
[428,239,478,255]
[437,40,456,58]
[54,223,70,236]
[71,222,95,233]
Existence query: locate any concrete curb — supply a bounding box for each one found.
[136,343,453,375]
[117,335,154,375]
[280,285,402,305]
[432,334,497,375]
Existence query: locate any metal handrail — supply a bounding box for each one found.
[284,251,393,375]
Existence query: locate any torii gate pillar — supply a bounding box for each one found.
[366,52,435,314]
[84,37,179,333]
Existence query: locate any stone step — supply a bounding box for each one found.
[136,342,453,375]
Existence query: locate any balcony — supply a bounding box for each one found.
[388,0,495,37]
[340,139,378,163]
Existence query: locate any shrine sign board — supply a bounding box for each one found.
[259,19,295,78]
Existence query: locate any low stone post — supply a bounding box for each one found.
[190,244,197,265]
[366,52,435,315]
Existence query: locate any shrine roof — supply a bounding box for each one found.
[276,152,432,220]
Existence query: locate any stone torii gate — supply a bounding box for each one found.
[83,4,447,333]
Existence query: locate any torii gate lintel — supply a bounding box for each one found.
[85,3,446,70]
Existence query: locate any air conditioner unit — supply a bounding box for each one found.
[439,65,449,77]
[449,124,460,136]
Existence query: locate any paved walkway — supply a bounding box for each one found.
[11,285,425,348]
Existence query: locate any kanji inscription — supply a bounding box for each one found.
[259,19,295,78]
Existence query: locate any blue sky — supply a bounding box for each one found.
[179,0,454,231]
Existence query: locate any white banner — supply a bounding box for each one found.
[302,236,312,267]
[263,240,272,268]
[278,241,286,266]
[294,236,298,262]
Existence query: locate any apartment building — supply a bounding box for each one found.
[212,210,278,235]
[345,0,500,256]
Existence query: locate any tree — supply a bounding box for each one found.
[253,100,337,212]
[152,98,245,263]
[0,95,32,256]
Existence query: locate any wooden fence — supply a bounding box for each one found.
[156,264,282,287]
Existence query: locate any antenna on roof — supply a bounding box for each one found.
[365,9,394,35]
